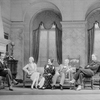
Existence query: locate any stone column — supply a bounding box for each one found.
[61,21,87,67]
[10,22,24,79]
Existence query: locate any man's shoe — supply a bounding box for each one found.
[42,87,46,90]
[9,86,13,91]
[59,84,63,90]
[52,85,56,89]
[9,88,13,91]
[76,85,82,91]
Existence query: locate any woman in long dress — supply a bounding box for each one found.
[38,58,55,89]
[23,57,40,89]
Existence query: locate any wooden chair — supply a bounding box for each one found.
[67,55,80,89]
[23,67,44,87]
[92,72,100,89]
[56,55,80,89]
[0,76,6,89]
[23,70,31,87]
[83,65,100,89]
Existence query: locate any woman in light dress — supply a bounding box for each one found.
[23,57,40,89]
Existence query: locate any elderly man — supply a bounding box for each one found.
[52,59,71,90]
[69,54,100,90]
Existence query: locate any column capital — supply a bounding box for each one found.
[61,21,87,28]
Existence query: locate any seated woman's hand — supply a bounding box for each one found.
[48,73,51,76]
[27,71,31,75]
[4,68,7,70]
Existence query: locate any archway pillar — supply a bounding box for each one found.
[10,22,24,79]
[61,21,87,67]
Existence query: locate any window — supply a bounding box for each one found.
[94,22,100,59]
[37,24,58,67]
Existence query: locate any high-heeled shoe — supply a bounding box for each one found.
[13,80,19,85]
[41,86,46,90]
[59,84,63,90]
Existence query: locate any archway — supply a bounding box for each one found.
[23,1,62,67]
[31,10,62,67]
[86,10,100,63]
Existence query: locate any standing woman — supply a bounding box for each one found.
[39,58,55,89]
[23,57,39,89]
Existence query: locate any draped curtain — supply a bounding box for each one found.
[32,10,62,64]
[87,10,100,64]
[55,25,62,64]
[32,28,40,63]
[87,26,95,63]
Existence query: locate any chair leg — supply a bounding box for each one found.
[23,81,25,87]
[23,71,26,87]
[74,83,76,90]
[70,83,74,90]
[91,80,93,89]
[98,80,100,89]
[83,81,85,89]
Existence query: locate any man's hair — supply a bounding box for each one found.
[92,54,97,58]
[0,52,5,56]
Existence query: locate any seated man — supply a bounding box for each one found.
[69,54,100,90]
[0,53,18,91]
[52,59,72,90]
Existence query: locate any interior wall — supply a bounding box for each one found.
[10,0,100,21]
[0,0,99,79]
[0,0,11,20]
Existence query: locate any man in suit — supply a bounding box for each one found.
[69,54,100,90]
[52,59,71,90]
[0,52,14,91]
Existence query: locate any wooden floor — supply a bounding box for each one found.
[0,83,100,95]
[0,84,100,100]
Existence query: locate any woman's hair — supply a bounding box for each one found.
[29,57,34,62]
[48,58,54,63]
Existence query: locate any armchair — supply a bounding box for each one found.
[56,55,80,89]
[83,65,100,89]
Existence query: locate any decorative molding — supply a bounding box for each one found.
[2,17,11,25]
[61,21,87,28]
[11,21,24,28]
[2,17,24,28]
[2,17,11,28]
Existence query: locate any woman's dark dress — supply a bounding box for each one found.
[43,64,55,89]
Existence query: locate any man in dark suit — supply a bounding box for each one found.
[69,54,100,90]
[0,52,14,91]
